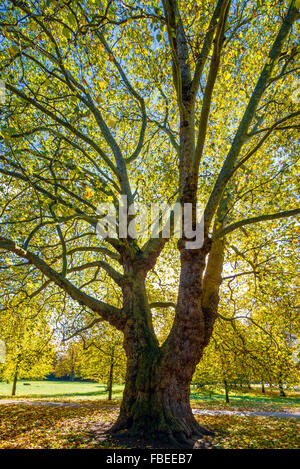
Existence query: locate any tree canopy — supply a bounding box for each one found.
[0,0,299,447]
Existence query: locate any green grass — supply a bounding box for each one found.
[0,380,124,400]
[190,386,300,411]
[0,380,299,411]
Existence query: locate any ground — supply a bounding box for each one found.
[0,380,299,449]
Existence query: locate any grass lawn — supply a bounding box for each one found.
[0,380,299,410]
[0,380,124,400]
[190,388,300,412]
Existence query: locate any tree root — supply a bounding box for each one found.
[109,400,214,448]
[109,418,213,448]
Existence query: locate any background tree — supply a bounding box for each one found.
[53,341,82,381]
[79,323,126,400]
[194,250,300,400]
[0,304,55,396]
[0,0,299,446]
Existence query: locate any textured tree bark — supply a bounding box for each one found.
[224,378,230,403]
[114,351,210,447]
[107,350,114,401]
[279,380,286,397]
[11,369,18,397]
[112,248,214,447]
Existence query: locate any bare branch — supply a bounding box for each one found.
[215,208,300,239]
[149,301,176,309]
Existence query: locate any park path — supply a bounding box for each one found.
[193,408,300,419]
[0,399,299,419]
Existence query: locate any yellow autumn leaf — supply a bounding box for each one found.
[85,187,93,199]
[8,45,17,57]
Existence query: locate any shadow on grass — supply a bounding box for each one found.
[0,388,123,399]
[24,390,111,398]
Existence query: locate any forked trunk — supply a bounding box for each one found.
[112,248,215,447]
[113,343,210,447]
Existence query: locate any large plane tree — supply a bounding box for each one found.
[0,0,299,446]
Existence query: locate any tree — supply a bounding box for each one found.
[0,0,299,445]
[194,323,241,403]
[0,305,55,396]
[79,323,126,400]
[53,341,82,381]
[201,250,300,399]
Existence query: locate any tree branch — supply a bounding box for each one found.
[215,208,300,239]
[193,0,231,175]
[204,2,299,231]
[190,0,228,100]
[0,237,126,330]
[149,301,176,309]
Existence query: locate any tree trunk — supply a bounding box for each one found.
[224,378,230,403]
[279,380,286,397]
[107,351,114,401]
[112,248,214,447]
[11,369,18,396]
[261,381,265,394]
[113,345,210,447]
[110,91,224,446]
